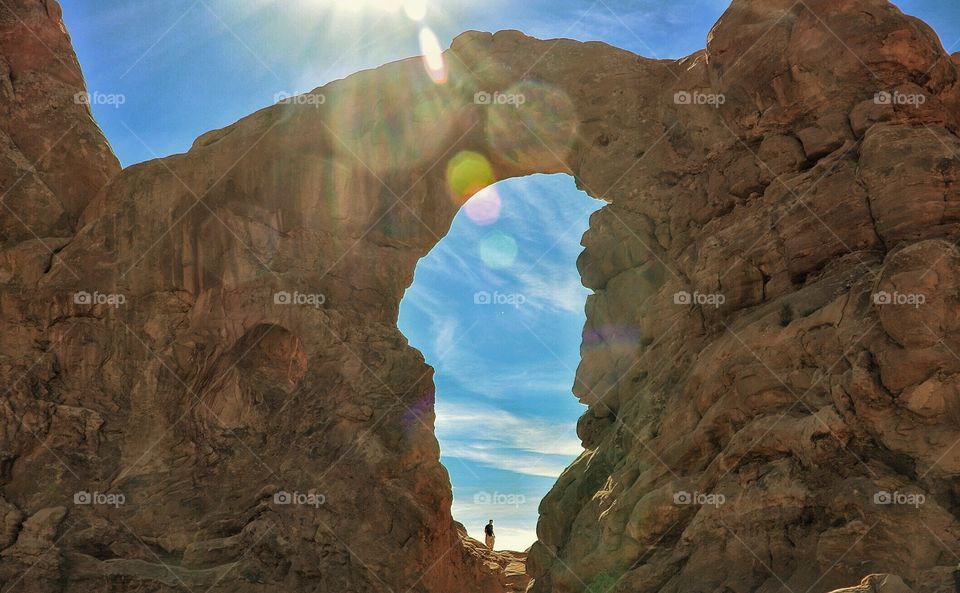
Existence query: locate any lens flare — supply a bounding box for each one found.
[582,325,641,354]
[463,186,502,226]
[419,27,447,84]
[446,150,496,204]
[480,231,518,269]
[403,388,435,430]
[404,0,427,20]
[324,64,457,175]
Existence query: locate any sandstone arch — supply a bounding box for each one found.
[2,0,960,592]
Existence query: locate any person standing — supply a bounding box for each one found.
[484,520,495,550]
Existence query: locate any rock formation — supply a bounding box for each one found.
[829,574,917,593]
[0,0,119,241]
[1,0,960,592]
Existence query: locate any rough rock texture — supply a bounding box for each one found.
[459,526,531,593]
[0,0,119,242]
[2,0,960,592]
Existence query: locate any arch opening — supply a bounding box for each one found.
[398,172,603,552]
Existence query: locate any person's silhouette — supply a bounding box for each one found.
[484,519,495,550]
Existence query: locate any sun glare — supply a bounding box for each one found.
[419,27,447,83]
[403,0,427,20]
[323,0,426,17]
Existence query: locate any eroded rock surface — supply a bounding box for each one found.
[1,0,960,592]
[0,0,119,242]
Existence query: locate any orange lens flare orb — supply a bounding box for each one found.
[446,150,496,204]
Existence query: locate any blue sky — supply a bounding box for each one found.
[62,0,960,552]
[399,175,602,550]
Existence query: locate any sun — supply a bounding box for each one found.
[326,0,427,20]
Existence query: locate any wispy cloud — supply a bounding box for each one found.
[401,264,585,400]
[434,314,459,356]
[442,444,575,478]
[414,240,490,287]
[516,264,588,315]
[437,403,582,456]
[447,368,575,400]
[436,401,583,478]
